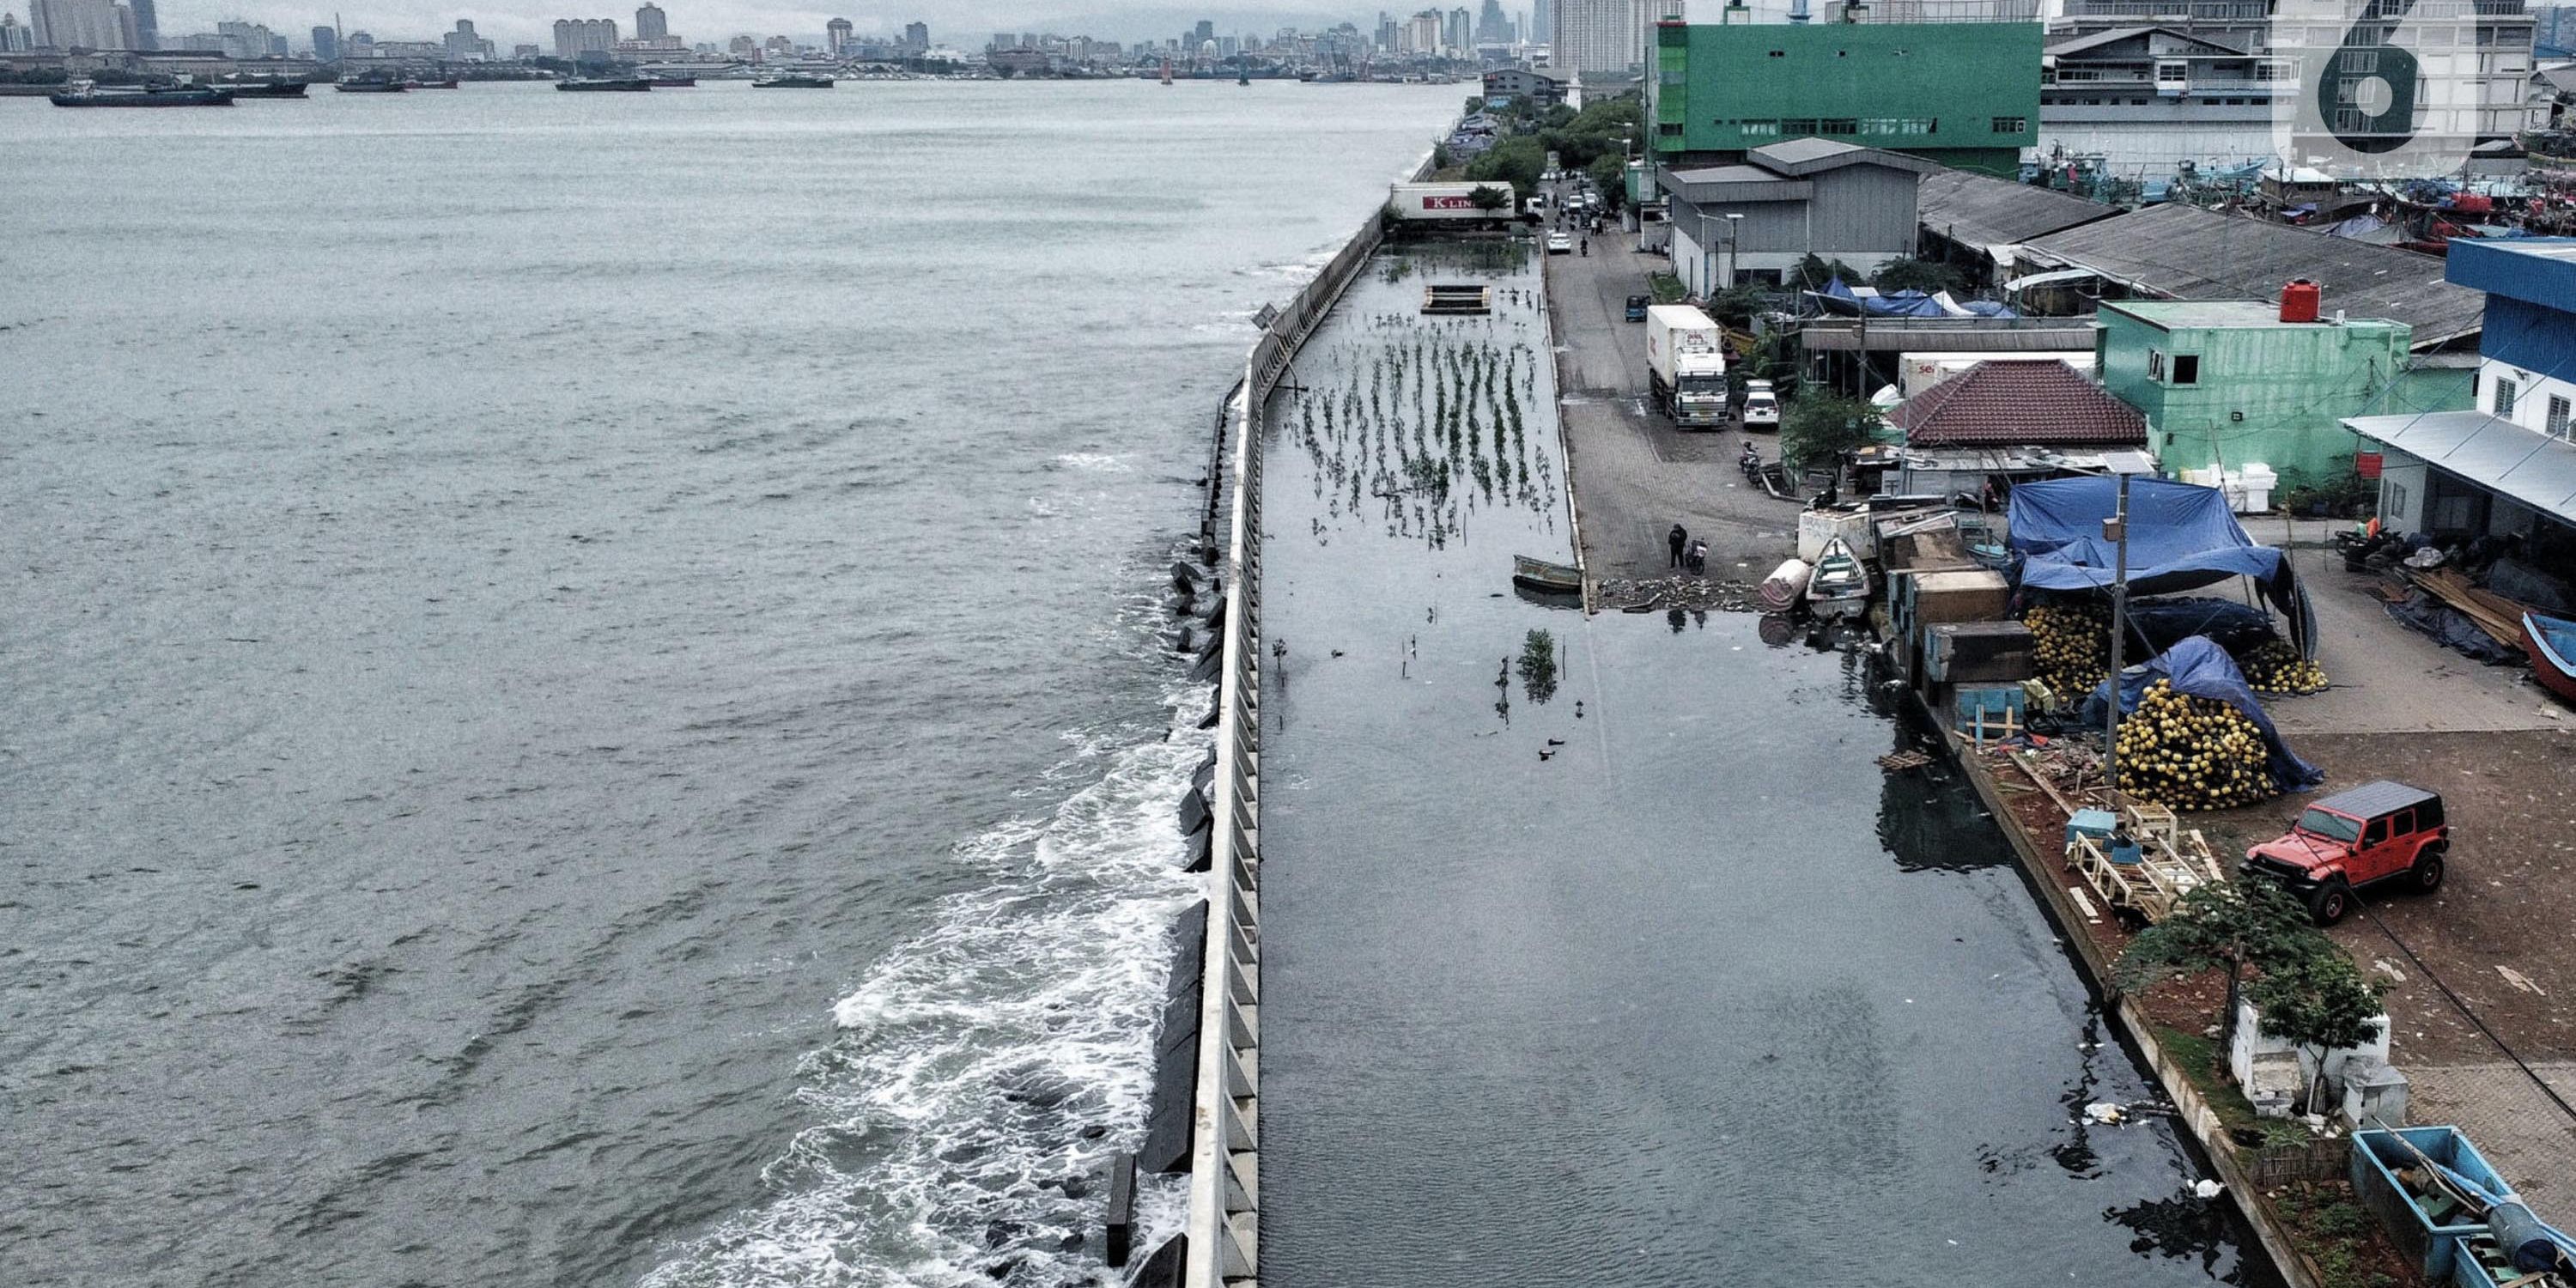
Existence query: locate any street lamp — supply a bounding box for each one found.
[1722,211,1743,290]
[2100,450,2157,804]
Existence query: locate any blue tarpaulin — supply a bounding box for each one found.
[2081,636,2326,793]
[1813,277,2020,319]
[2008,476,2315,655]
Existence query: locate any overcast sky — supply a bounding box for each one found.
[142,0,1436,49]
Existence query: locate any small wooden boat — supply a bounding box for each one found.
[2521,611,2576,703]
[1805,536,1870,619]
[1512,556,1583,595]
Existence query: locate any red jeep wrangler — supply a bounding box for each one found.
[2242,781,2449,925]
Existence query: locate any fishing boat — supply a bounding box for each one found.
[1159,59,1173,85]
[50,81,233,106]
[751,73,833,88]
[2521,611,2576,704]
[556,76,651,91]
[1805,535,1871,619]
[335,77,407,92]
[1511,556,1583,596]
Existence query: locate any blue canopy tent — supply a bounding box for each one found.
[2007,476,2317,656]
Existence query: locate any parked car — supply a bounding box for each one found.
[1624,294,1650,321]
[1546,232,1572,255]
[1540,167,1562,183]
[1741,379,1780,429]
[2242,781,2449,924]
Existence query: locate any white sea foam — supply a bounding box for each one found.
[640,672,1213,1288]
[1053,453,1133,473]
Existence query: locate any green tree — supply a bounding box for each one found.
[1871,257,1970,297]
[1463,135,1546,198]
[1467,184,1511,212]
[1790,254,1868,292]
[1780,393,1879,473]
[1585,153,1630,212]
[2250,950,2388,1114]
[2115,879,2320,1051]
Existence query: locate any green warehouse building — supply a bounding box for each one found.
[2095,300,2473,492]
[1649,15,2042,179]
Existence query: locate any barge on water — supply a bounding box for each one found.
[50,82,233,106]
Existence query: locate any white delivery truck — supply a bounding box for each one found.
[1388,182,1508,222]
[1643,305,1729,429]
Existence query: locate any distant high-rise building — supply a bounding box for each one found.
[29,0,128,48]
[1550,0,1632,74]
[1474,0,1509,42]
[444,17,491,59]
[552,16,616,58]
[1018,30,1036,46]
[825,15,849,51]
[633,1,664,39]
[727,32,752,54]
[309,22,337,58]
[1445,4,1469,50]
[345,28,372,55]
[0,11,30,49]
[213,18,271,58]
[122,0,151,47]
[1531,0,1549,47]
[989,30,1012,47]
[902,20,926,48]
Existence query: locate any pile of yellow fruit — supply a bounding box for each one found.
[2239,640,2329,696]
[2025,601,2113,700]
[2113,680,2278,811]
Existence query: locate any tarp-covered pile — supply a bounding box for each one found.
[2008,476,2316,655]
[2082,637,2327,794]
[1812,276,2020,319]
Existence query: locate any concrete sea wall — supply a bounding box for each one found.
[1144,155,1431,1288]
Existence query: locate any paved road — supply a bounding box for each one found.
[1543,238,1801,583]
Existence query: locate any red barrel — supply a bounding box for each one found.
[2281,278,2321,323]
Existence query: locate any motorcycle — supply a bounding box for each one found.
[1739,443,1762,481]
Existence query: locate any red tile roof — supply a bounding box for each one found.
[1890,360,2148,447]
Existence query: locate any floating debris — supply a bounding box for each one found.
[1596,575,1759,614]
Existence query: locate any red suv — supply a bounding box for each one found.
[2243,781,2449,925]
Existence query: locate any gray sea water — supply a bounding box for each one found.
[0,79,1459,1288]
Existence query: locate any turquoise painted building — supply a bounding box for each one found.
[2095,301,2471,488]
[1649,19,2041,178]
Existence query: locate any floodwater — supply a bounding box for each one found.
[1255,245,2275,1287]
[0,79,1460,1288]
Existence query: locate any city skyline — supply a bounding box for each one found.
[118,0,1455,49]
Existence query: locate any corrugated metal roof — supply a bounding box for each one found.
[2021,204,2484,348]
[1749,137,1939,177]
[1918,167,2118,251]
[1891,360,2148,447]
[2345,410,2576,517]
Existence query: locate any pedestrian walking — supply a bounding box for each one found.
[1668,523,1688,568]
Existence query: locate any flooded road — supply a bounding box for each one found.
[1254,246,2270,1287]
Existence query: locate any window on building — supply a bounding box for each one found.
[1819,118,1858,134]
[1783,117,1820,135]
[2494,378,2518,417]
[2386,480,2409,520]
[2148,349,2166,379]
[1992,115,2029,132]
[2172,354,2201,385]
[1738,118,1781,136]
[2549,394,2571,440]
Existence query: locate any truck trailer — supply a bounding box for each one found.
[1644,305,1729,428]
[1387,182,1509,222]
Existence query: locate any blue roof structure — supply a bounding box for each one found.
[2445,239,2576,383]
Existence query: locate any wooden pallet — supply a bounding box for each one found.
[2408,568,2534,648]
[1877,750,1935,772]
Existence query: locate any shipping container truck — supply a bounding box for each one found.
[1388,182,1508,222]
[1644,305,1729,428]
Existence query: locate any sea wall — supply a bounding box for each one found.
[1139,153,1434,1288]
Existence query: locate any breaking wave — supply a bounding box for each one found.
[639,675,1211,1288]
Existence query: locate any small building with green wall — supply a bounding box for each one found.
[1649,17,2041,179]
[2094,301,2472,490]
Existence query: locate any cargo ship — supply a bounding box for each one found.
[335,77,406,92]
[50,81,234,106]
[556,76,651,91]
[404,77,459,88]
[751,73,833,88]
[218,79,310,98]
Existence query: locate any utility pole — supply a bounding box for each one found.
[2101,452,2154,801]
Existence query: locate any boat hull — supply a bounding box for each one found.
[2521,611,2576,703]
[51,89,233,106]
[1511,556,1583,596]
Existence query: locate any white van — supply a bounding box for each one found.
[1742,380,1781,430]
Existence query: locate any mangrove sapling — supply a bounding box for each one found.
[1518,629,1558,702]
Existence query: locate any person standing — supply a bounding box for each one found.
[1668,523,1688,568]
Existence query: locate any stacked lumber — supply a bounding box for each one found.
[2408,568,2533,647]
